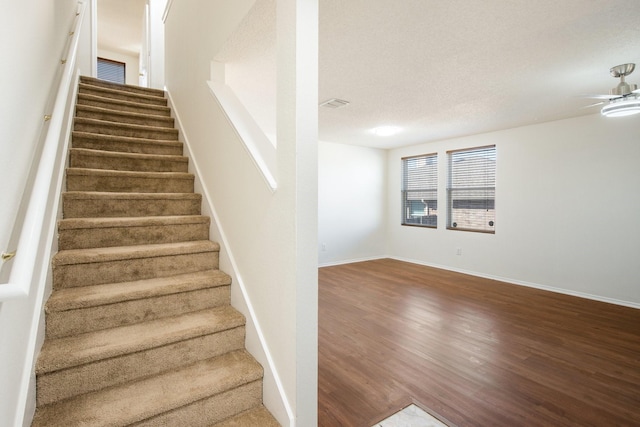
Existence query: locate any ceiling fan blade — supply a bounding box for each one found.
[581,101,606,109]
[580,94,615,100]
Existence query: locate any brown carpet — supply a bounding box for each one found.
[31,76,279,426]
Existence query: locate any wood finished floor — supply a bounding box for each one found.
[318,259,640,427]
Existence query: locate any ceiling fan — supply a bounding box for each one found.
[584,63,640,117]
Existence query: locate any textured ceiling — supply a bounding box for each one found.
[104,0,640,149]
[317,0,640,148]
[97,0,146,57]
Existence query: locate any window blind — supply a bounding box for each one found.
[401,153,438,227]
[97,57,126,84]
[447,145,496,233]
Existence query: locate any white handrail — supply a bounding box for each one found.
[0,1,87,301]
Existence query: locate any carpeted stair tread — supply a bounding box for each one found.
[77,92,171,116]
[72,131,183,155]
[76,104,175,128]
[74,117,179,140]
[62,191,202,218]
[52,240,218,267]
[52,240,219,288]
[54,249,219,288]
[37,306,245,374]
[45,274,231,338]
[37,327,246,406]
[66,167,193,180]
[32,350,262,427]
[46,269,230,312]
[80,75,166,98]
[69,147,188,173]
[66,167,193,184]
[66,167,194,193]
[58,214,209,248]
[213,405,281,427]
[78,82,168,106]
[58,214,208,231]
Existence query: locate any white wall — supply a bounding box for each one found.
[318,141,387,265]
[214,0,277,144]
[387,113,640,307]
[97,48,139,85]
[147,0,166,89]
[164,1,318,425]
[0,0,77,282]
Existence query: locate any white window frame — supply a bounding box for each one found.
[446,145,496,233]
[401,153,438,228]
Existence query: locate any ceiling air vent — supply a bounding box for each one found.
[319,98,350,109]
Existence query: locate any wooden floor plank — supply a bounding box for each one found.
[318,258,640,427]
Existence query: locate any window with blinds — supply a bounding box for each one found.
[401,153,438,227]
[97,57,126,84]
[447,145,496,233]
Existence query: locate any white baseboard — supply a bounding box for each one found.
[389,256,640,310]
[319,255,387,268]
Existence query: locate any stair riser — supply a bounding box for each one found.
[78,86,167,106]
[215,406,280,426]
[134,381,262,427]
[69,152,188,173]
[73,133,183,156]
[59,222,209,250]
[74,121,179,140]
[37,327,245,406]
[66,174,194,193]
[80,77,166,98]
[47,286,230,338]
[53,251,218,288]
[77,95,171,117]
[75,108,175,128]
[63,195,201,218]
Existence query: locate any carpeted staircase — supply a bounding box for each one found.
[31,76,280,426]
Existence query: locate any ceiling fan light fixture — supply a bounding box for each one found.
[601,96,640,117]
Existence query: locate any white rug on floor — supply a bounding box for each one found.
[373,404,448,427]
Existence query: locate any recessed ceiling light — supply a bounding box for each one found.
[372,126,402,136]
